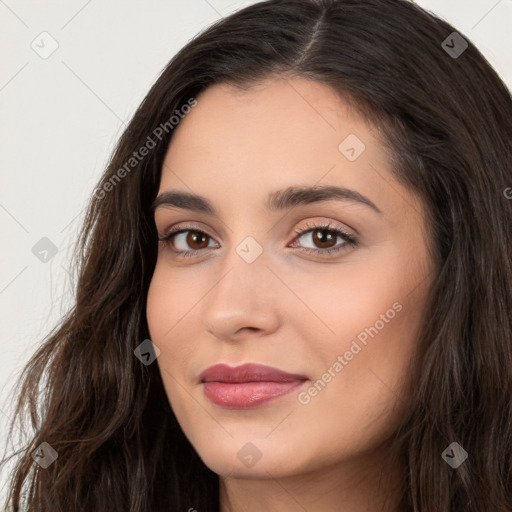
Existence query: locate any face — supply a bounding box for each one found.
[146,77,434,480]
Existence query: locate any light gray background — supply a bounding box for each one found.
[1,0,511,502]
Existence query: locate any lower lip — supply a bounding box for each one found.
[203,380,307,409]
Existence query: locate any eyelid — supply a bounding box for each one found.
[158,219,358,257]
[292,220,355,241]
[158,219,353,239]
[159,221,218,240]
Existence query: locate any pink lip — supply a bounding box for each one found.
[199,363,308,409]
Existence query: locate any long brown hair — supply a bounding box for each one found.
[2,0,511,510]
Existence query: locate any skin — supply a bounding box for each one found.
[146,77,435,512]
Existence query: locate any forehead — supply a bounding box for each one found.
[164,78,385,163]
[159,78,414,222]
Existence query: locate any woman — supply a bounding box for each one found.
[2,0,511,510]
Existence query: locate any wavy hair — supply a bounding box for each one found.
[2,0,511,510]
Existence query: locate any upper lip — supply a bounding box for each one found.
[199,363,308,383]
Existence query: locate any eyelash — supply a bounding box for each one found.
[158,221,358,259]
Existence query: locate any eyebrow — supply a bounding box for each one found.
[151,185,382,215]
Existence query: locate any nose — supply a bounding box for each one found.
[202,246,281,342]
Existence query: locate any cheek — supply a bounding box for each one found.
[146,262,200,342]
[146,262,212,388]
[146,267,197,383]
[146,273,214,462]
[282,261,409,354]
[146,268,170,341]
[288,255,427,437]
[320,300,422,456]
[287,240,427,354]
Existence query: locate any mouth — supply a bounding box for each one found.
[199,363,309,409]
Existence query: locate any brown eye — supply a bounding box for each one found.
[159,228,218,256]
[290,221,358,256]
[310,228,338,249]
[184,231,210,250]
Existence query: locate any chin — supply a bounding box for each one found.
[195,440,304,479]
